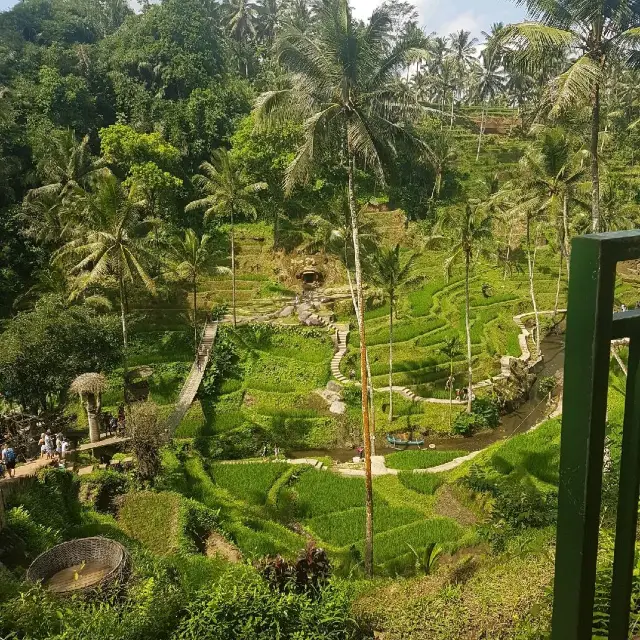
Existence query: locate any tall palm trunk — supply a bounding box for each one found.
[230,205,237,328]
[526,216,541,355]
[503,221,514,280]
[449,92,455,129]
[347,148,374,579]
[554,251,563,316]
[464,251,473,414]
[193,274,198,356]
[562,192,571,279]
[119,272,128,383]
[388,291,394,422]
[476,104,486,162]
[345,247,376,456]
[591,84,601,232]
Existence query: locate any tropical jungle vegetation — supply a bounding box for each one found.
[1,0,640,637]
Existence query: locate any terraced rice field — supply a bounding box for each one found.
[343,245,566,401]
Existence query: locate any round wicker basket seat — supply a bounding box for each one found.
[26,537,128,594]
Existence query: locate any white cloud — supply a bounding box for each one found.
[350,0,438,24]
[438,10,482,37]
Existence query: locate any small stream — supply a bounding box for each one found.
[289,335,565,462]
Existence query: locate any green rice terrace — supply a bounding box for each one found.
[2,0,640,638]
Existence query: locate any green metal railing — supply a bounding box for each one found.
[552,230,640,640]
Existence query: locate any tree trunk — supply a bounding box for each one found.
[503,221,513,280]
[231,206,237,328]
[86,392,100,443]
[345,266,376,456]
[464,251,473,414]
[367,353,376,456]
[526,217,541,356]
[193,274,198,356]
[591,84,601,232]
[476,104,486,162]
[554,251,563,316]
[449,93,455,129]
[119,273,128,382]
[388,292,394,422]
[347,146,374,579]
[562,192,571,279]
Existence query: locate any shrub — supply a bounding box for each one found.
[5,506,62,558]
[179,498,221,554]
[174,565,361,640]
[256,543,332,595]
[7,468,80,535]
[126,401,166,485]
[538,375,557,398]
[452,412,484,436]
[492,483,557,531]
[79,469,130,513]
[471,396,500,429]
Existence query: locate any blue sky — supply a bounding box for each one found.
[352,0,525,39]
[0,0,526,40]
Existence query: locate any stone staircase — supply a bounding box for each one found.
[330,324,350,383]
[165,322,218,434]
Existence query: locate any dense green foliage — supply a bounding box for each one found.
[0,296,121,411]
[2,0,640,637]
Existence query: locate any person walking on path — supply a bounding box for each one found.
[2,441,16,478]
[44,431,54,459]
[61,437,70,462]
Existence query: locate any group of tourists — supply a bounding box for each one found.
[39,430,69,462]
[444,375,470,401]
[261,443,280,458]
[102,405,125,437]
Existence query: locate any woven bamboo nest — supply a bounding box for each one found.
[26,537,129,594]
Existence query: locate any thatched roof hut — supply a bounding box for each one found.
[70,373,107,397]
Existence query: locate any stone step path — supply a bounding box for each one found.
[330,325,350,384]
[329,309,568,405]
[165,322,218,434]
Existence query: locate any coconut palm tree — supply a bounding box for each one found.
[474,51,505,161]
[26,129,107,203]
[168,229,226,355]
[255,0,426,578]
[55,174,155,360]
[439,335,462,428]
[257,0,279,46]
[482,22,507,65]
[432,202,493,413]
[369,245,417,422]
[186,148,267,328]
[449,29,479,103]
[503,129,588,348]
[224,0,259,76]
[499,1,640,231]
